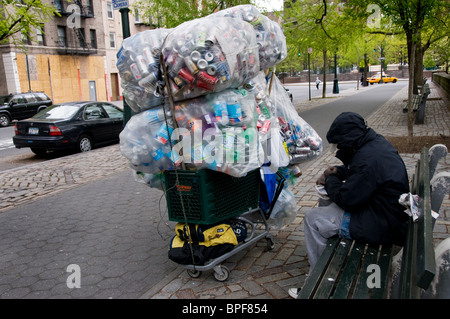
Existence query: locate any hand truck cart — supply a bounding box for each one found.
[164,168,286,282]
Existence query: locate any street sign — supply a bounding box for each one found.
[308,48,313,54]
[112,0,129,10]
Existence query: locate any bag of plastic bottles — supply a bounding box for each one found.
[116,29,171,113]
[119,87,267,178]
[210,4,287,70]
[161,16,260,101]
[270,76,323,165]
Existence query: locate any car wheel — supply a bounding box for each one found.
[0,114,11,127]
[78,134,93,152]
[393,79,397,83]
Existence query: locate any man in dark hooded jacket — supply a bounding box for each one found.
[289,112,409,299]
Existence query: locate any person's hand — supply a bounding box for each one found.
[323,166,338,177]
[316,174,326,185]
[316,167,337,185]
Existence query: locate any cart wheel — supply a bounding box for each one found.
[266,236,275,251]
[187,269,202,278]
[213,265,230,282]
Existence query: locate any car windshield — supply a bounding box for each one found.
[0,96,12,105]
[34,104,80,120]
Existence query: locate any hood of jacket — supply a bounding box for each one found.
[326,112,370,148]
[326,112,377,165]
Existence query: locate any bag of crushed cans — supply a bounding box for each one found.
[161,16,260,101]
[116,28,171,113]
[270,76,323,165]
[209,4,287,71]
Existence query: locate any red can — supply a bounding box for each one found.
[178,68,195,84]
[196,71,217,91]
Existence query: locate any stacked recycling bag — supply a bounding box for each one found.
[117,5,323,229]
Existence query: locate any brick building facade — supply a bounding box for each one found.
[0,0,151,103]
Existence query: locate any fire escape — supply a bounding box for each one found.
[55,0,96,56]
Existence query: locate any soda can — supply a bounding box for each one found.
[295,147,311,154]
[142,47,156,65]
[138,72,158,90]
[196,31,207,47]
[136,55,150,76]
[197,59,208,70]
[213,100,227,121]
[204,51,215,62]
[278,116,288,130]
[173,76,185,88]
[226,100,243,123]
[197,71,217,91]
[260,120,271,134]
[291,164,302,177]
[178,68,195,84]
[130,63,143,80]
[184,56,199,74]
[206,65,217,76]
[190,50,201,62]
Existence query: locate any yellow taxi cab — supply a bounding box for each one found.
[367,73,398,84]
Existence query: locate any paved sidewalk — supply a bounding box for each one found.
[0,79,448,299]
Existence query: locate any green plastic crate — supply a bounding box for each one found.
[164,169,261,224]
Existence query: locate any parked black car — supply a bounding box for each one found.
[0,92,52,127]
[13,101,124,155]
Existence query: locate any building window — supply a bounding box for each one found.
[58,26,67,47]
[77,28,87,48]
[135,8,141,23]
[21,31,31,45]
[109,32,116,48]
[54,0,63,12]
[86,0,94,16]
[90,29,97,49]
[107,2,113,19]
[37,25,45,46]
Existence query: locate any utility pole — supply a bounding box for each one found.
[119,6,132,126]
[333,53,339,94]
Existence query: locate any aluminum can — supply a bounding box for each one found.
[197,59,208,70]
[142,47,156,65]
[190,51,201,62]
[130,63,143,80]
[184,56,199,74]
[138,72,158,90]
[135,55,149,76]
[197,71,217,91]
[206,65,217,76]
[178,68,195,84]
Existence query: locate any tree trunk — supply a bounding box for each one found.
[413,32,424,94]
[407,39,416,142]
[322,49,327,98]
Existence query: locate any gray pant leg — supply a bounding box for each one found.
[303,202,345,271]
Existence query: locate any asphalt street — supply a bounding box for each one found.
[298,81,408,148]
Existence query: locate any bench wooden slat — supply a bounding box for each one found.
[298,237,340,299]
[370,244,393,299]
[332,242,365,299]
[416,150,436,289]
[352,244,380,298]
[314,238,353,298]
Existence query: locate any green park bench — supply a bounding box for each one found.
[298,144,449,299]
[402,82,431,125]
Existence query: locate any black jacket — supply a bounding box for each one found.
[325,112,409,246]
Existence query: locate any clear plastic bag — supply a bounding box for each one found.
[161,16,260,101]
[270,76,323,164]
[116,29,171,113]
[210,4,287,70]
[268,188,297,230]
